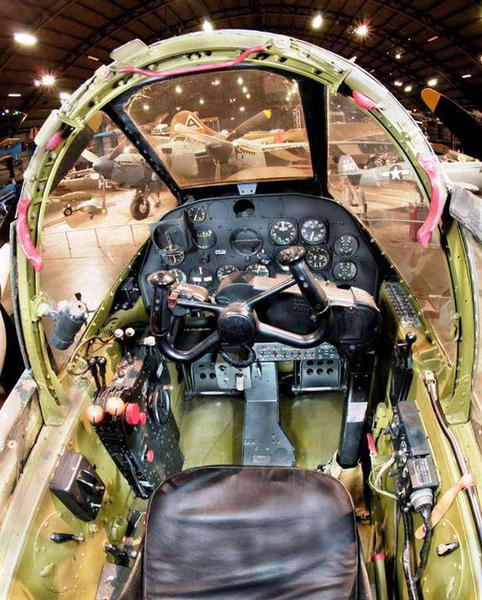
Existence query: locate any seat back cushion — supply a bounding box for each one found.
[144,466,361,599]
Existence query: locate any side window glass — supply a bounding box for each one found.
[327,93,457,362]
[40,112,176,372]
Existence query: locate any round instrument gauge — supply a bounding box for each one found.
[334,234,359,257]
[161,243,185,267]
[269,219,297,246]
[193,227,216,250]
[187,205,207,223]
[333,261,357,281]
[300,219,327,244]
[306,246,331,270]
[245,263,270,277]
[168,268,187,284]
[189,265,215,288]
[217,265,239,281]
[230,228,263,256]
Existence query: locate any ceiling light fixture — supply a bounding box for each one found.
[87,55,99,62]
[461,74,472,79]
[175,85,182,94]
[142,103,150,111]
[41,74,56,86]
[202,19,214,32]
[404,85,412,92]
[239,106,245,112]
[394,80,403,87]
[237,77,243,85]
[14,32,37,46]
[427,35,438,43]
[8,93,21,97]
[199,98,205,105]
[427,77,438,87]
[395,52,402,60]
[34,79,40,87]
[354,23,369,38]
[311,13,323,30]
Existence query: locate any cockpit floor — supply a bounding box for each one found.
[177,392,344,470]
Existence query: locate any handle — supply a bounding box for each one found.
[15,195,44,272]
[416,153,446,248]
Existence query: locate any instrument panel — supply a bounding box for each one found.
[140,194,380,304]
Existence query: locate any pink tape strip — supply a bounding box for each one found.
[416,153,445,248]
[352,91,379,110]
[16,195,44,272]
[118,45,266,80]
[45,131,62,151]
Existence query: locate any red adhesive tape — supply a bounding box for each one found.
[416,153,445,248]
[118,45,266,80]
[15,195,44,272]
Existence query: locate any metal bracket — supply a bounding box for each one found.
[242,362,295,467]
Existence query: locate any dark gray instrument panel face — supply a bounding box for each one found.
[140,194,380,304]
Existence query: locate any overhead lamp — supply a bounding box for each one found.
[394,80,403,87]
[239,106,245,112]
[246,93,251,99]
[14,32,37,46]
[87,55,99,62]
[427,35,438,43]
[461,74,472,79]
[8,93,21,97]
[404,85,412,92]
[354,23,369,38]
[41,74,56,86]
[211,79,220,86]
[237,77,243,85]
[427,77,438,87]
[202,19,214,32]
[242,86,248,93]
[199,98,205,105]
[311,13,323,30]
[142,103,150,111]
[175,85,182,94]
[34,79,40,87]
[395,52,402,60]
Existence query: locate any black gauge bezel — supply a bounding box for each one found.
[333,233,359,258]
[269,218,298,246]
[230,227,264,256]
[216,265,239,281]
[300,218,328,245]
[193,226,217,250]
[245,263,271,277]
[187,205,207,223]
[333,260,358,280]
[161,243,185,266]
[189,265,215,287]
[305,246,331,270]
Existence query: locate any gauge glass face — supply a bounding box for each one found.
[187,205,207,223]
[334,234,359,257]
[300,219,327,244]
[193,227,216,250]
[230,228,263,256]
[216,265,239,281]
[333,261,357,280]
[168,268,187,283]
[245,263,270,277]
[161,243,185,266]
[189,265,214,287]
[269,219,297,246]
[306,246,331,270]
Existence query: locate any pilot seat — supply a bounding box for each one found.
[119,466,371,600]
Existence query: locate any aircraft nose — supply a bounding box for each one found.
[93,156,114,179]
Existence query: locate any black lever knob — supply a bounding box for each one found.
[277,245,306,267]
[148,271,176,289]
[279,246,329,315]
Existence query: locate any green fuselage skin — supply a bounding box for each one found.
[0,30,481,600]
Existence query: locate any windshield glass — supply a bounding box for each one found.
[124,69,313,187]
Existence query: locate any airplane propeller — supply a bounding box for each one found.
[226,110,272,141]
[421,89,482,162]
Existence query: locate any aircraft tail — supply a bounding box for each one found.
[337,154,361,176]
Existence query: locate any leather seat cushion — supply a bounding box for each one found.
[143,466,363,599]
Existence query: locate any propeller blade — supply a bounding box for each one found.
[421,88,482,161]
[81,149,99,163]
[108,137,129,160]
[227,110,272,141]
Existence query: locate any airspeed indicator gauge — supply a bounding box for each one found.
[269,219,297,246]
[300,219,327,244]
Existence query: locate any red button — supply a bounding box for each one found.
[139,411,147,426]
[146,449,154,463]
[124,403,140,426]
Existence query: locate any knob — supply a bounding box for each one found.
[277,246,306,267]
[147,271,176,289]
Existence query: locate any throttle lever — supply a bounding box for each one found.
[277,246,329,314]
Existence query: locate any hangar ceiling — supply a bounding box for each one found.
[0,0,481,136]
